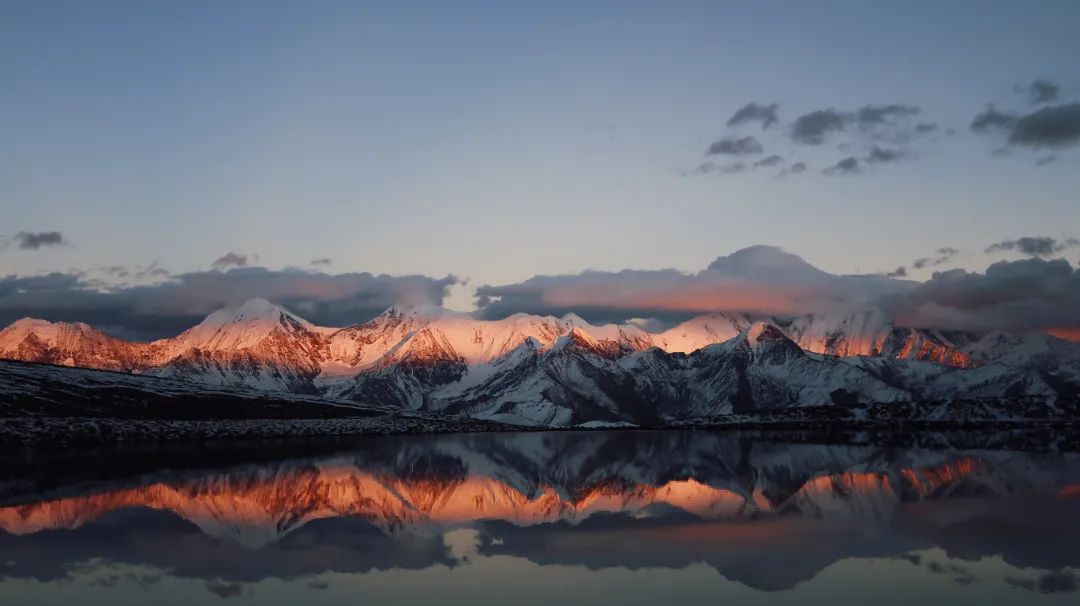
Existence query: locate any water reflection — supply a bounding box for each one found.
[1,430,1078,604]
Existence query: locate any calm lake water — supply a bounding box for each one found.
[1,429,1078,604]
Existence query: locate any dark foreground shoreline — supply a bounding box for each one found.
[2,413,1078,448]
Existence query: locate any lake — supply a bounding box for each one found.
[1,429,1078,604]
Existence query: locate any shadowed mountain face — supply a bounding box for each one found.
[1,430,1078,601]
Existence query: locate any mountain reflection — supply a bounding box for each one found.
[1,430,1078,594]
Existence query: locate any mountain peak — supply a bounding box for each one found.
[233,297,283,318]
[5,317,54,330]
[209,297,311,326]
[172,298,317,353]
[0,317,98,341]
[706,246,831,282]
[746,321,789,344]
[376,304,465,324]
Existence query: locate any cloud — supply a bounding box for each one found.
[971,103,1080,149]
[915,122,938,133]
[311,258,332,266]
[691,161,747,175]
[212,252,249,270]
[886,247,961,278]
[866,146,905,164]
[1009,103,1080,148]
[475,245,911,326]
[985,236,1079,257]
[912,247,959,269]
[855,104,920,129]
[970,106,1018,133]
[727,102,780,129]
[791,104,920,145]
[823,157,860,175]
[886,257,1080,332]
[752,155,784,168]
[205,580,244,599]
[13,231,66,250]
[1027,79,1060,105]
[706,136,763,156]
[791,109,849,145]
[0,267,459,340]
[779,162,807,177]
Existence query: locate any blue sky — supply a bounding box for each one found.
[2,0,1079,317]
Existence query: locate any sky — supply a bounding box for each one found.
[2,0,1079,338]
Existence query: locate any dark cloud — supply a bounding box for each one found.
[915,122,938,133]
[1036,155,1057,166]
[882,266,908,278]
[886,257,1080,332]
[311,258,332,266]
[691,161,747,175]
[912,247,959,270]
[0,267,459,340]
[1009,103,1080,148]
[855,104,920,129]
[727,102,780,129]
[970,106,1018,133]
[753,155,784,168]
[140,262,170,279]
[13,231,66,250]
[475,245,911,326]
[88,262,170,283]
[971,102,1080,149]
[212,252,249,270]
[1027,79,1060,105]
[985,236,1079,257]
[1008,571,1078,594]
[791,104,920,145]
[780,162,807,177]
[205,580,245,599]
[791,109,849,145]
[866,146,905,164]
[706,136,763,156]
[823,157,860,175]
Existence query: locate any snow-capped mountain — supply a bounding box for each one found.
[1,297,1078,427]
[149,298,331,393]
[0,318,153,372]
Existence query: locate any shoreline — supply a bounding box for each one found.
[2,413,1076,448]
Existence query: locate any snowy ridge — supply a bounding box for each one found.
[2,298,1079,427]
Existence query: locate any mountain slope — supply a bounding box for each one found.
[0,318,153,372]
[148,298,330,393]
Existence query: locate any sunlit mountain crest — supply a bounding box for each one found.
[0,296,983,377]
[2,291,1080,426]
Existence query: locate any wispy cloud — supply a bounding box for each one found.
[986,236,1079,257]
[823,156,860,176]
[706,136,764,156]
[13,231,67,250]
[727,102,780,129]
[212,252,249,270]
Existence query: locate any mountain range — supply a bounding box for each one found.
[2,289,1078,427]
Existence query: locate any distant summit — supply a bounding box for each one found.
[707,246,833,282]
